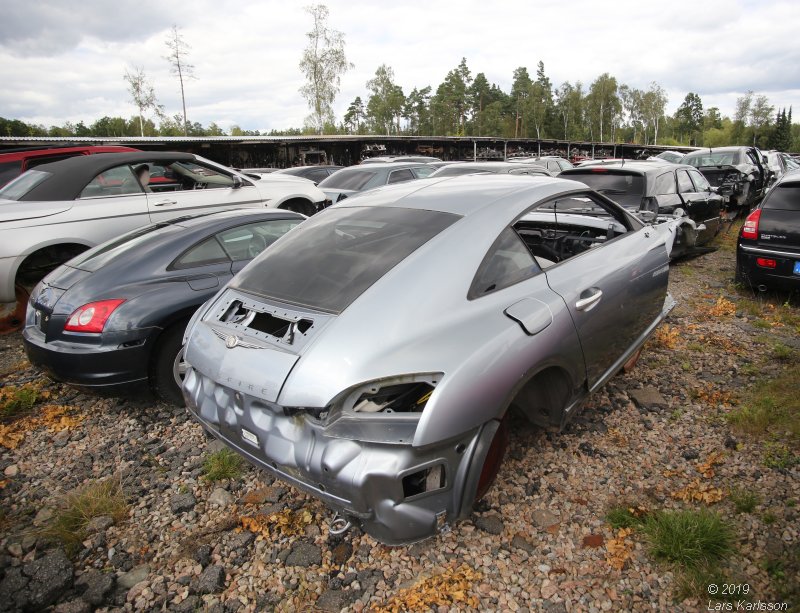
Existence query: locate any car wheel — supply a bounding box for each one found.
[282,199,315,216]
[474,414,510,502]
[150,323,188,406]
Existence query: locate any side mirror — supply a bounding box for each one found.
[232,175,243,189]
[709,186,719,194]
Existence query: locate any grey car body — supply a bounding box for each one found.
[181,175,676,545]
[317,162,435,204]
[681,146,768,211]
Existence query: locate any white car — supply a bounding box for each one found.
[0,151,326,303]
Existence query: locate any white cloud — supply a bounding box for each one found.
[0,0,798,131]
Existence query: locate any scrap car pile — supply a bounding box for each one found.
[1,146,798,549]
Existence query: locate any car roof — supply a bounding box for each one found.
[683,146,746,155]
[14,151,199,201]
[343,162,429,171]
[562,160,680,175]
[332,174,582,217]
[0,145,138,163]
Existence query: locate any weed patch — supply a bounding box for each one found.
[728,488,759,514]
[643,508,734,569]
[202,448,244,482]
[727,364,799,441]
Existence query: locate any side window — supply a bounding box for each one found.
[216,219,301,262]
[468,227,539,299]
[0,161,22,187]
[170,161,235,190]
[677,170,694,194]
[413,166,435,178]
[654,172,677,195]
[688,169,711,191]
[172,237,229,269]
[306,169,330,184]
[387,169,415,184]
[79,165,143,198]
[547,161,559,173]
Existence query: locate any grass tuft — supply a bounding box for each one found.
[727,364,799,441]
[202,448,244,482]
[45,478,127,553]
[642,509,734,569]
[0,385,39,419]
[728,488,759,514]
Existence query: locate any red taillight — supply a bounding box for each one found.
[741,208,761,240]
[756,258,777,269]
[64,299,125,333]
[590,168,608,172]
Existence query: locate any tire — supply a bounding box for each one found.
[150,323,188,406]
[474,414,510,502]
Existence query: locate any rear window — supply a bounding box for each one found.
[561,170,644,208]
[233,207,460,314]
[318,168,376,191]
[0,169,52,201]
[684,151,740,167]
[762,183,800,211]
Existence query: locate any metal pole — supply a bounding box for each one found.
[504,141,507,161]
[473,140,477,162]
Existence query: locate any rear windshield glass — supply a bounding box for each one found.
[763,183,800,211]
[0,169,52,201]
[233,206,460,314]
[561,171,644,208]
[683,151,740,167]
[0,161,22,187]
[318,169,376,191]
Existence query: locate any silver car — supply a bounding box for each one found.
[0,152,326,303]
[317,162,434,204]
[182,175,677,545]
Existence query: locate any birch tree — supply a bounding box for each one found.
[164,25,195,136]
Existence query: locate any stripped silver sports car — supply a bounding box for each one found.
[182,175,677,545]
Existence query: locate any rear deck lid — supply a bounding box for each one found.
[757,181,800,251]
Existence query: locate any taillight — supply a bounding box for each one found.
[741,209,761,240]
[590,168,608,173]
[756,258,777,269]
[64,299,125,333]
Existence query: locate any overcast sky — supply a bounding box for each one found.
[1,0,798,133]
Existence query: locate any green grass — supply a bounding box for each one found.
[202,448,244,482]
[771,342,797,363]
[44,478,127,554]
[606,505,646,530]
[642,509,734,570]
[752,319,773,330]
[727,364,799,441]
[763,442,798,469]
[728,488,759,514]
[0,385,38,419]
[762,512,777,525]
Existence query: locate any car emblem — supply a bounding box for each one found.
[211,327,262,349]
[225,335,239,349]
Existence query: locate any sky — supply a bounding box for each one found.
[0,0,799,134]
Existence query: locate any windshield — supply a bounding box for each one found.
[0,169,52,201]
[562,170,645,208]
[683,151,741,167]
[233,206,460,314]
[318,168,376,191]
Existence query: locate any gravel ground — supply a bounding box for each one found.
[0,225,798,612]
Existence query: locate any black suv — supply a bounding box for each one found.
[736,170,800,291]
[560,160,723,255]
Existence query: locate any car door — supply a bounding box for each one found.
[686,169,722,230]
[651,170,683,215]
[148,159,263,223]
[531,192,670,389]
[73,164,152,242]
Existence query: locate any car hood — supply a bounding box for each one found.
[0,199,72,223]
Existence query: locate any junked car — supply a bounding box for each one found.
[181,174,677,545]
[317,162,435,204]
[0,152,325,304]
[560,160,723,257]
[428,162,553,178]
[682,146,768,213]
[23,209,304,404]
[736,170,800,291]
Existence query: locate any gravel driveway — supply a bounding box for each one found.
[0,224,797,612]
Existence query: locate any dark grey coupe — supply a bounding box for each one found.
[23,209,303,404]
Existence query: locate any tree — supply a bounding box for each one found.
[675,92,703,145]
[748,94,774,146]
[586,73,619,142]
[365,65,404,135]
[525,61,554,149]
[164,25,195,136]
[510,67,532,138]
[405,87,432,135]
[298,4,353,134]
[732,91,753,143]
[343,96,365,133]
[640,82,667,145]
[618,84,643,143]
[768,107,792,151]
[123,66,161,137]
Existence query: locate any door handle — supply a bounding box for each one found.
[575,289,603,311]
[153,199,177,207]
